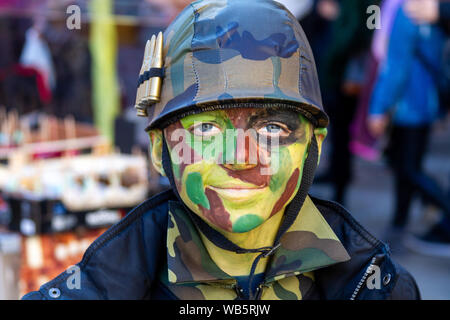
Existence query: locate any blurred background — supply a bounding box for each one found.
[0,0,448,300]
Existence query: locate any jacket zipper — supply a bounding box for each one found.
[350,256,378,300]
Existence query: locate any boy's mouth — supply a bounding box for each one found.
[207,185,266,201]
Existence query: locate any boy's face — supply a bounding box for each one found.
[150,108,319,233]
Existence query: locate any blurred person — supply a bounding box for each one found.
[404,0,450,257]
[368,2,450,256]
[45,5,92,122]
[22,0,419,300]
[404,0,450,26]
[292,1,336,67]
[314,0,380,205]
[0,14,52,114]
[19,15,55,100]
[404,0,450,111]
[349,0,405,162]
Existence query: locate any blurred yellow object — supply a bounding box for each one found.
[89,0,120,142]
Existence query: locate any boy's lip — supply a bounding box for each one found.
[208,181,267,190]
[209,185,266,190]
[207,185,266,200]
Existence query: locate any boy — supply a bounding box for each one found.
[23,0,419,300]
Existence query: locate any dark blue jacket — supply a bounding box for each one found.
[22,190,420,300]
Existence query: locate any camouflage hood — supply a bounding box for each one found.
[163,196,350,300]
[142,0,328,130]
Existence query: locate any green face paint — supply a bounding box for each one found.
[179,111,237,164]
[165,108,313,233]
[269,146,292,193]
[186,172,210,210]
[172,161,181,180]
[232,214,264,233]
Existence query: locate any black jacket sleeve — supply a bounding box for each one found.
[389,261,421,300]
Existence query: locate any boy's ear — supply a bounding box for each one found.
[148,129,165,176]
[313,127,327,161]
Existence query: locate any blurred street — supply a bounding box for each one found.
[311,121,450,300]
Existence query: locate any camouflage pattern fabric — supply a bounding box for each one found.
[145,0,328,130]
[161,196,350,300]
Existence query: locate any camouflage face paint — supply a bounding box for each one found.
[186,172,210,210]
[232,214,264,233]
[164,107,312,233]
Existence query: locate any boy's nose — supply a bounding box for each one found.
[222,129,260,171]
[222,163,258,171]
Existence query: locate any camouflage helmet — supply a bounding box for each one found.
[137,0,328,130]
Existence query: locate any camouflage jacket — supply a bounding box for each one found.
[22,189,420,300]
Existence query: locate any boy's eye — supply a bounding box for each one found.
[265,124,282,133]
[191,123,221,136]
[257,123,290,137]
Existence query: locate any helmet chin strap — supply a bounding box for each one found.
[161,132,319,299]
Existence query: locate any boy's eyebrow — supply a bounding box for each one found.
[247,109,301,130]
[180,110,227,129]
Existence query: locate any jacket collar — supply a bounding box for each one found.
[264,196,351,283]
[166,196,350,285]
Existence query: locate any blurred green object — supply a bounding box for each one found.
[89,0,120,142]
